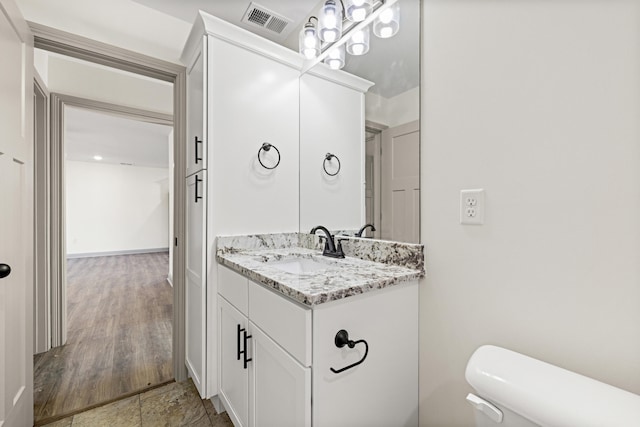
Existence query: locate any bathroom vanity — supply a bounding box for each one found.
[215,233,423,427]
[180,11,373,400]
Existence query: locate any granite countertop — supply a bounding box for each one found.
[216,233,425,307]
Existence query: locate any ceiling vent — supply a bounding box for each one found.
[241,2,292,35]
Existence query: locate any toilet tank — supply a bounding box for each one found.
[465,345,640,427]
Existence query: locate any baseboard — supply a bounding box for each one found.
[67,247,170,259]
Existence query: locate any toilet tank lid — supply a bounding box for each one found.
[465,345,640,427]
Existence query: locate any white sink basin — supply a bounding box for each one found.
[267,258,333,275]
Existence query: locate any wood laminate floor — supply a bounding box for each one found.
[40,379,233,427]
[34,253,173,426]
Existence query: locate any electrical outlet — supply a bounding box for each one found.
[460,189,485,225]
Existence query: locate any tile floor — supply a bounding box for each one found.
[40,379,233,427]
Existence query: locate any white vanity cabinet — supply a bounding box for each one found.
[218,264,419,427]
[218,266,311,427]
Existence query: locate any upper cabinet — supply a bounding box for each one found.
[185,36,207,177]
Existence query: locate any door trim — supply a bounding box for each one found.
[49,93,173,346]
[33,72,50,354]
[31,23,188,381]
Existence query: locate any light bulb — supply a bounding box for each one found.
[373,3,400,39]
[346,26,370,56]
[345,0,372,22]
[324,44,345,70]
[299,21,319,59]
[379,8,394,24]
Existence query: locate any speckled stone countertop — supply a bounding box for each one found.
[216,233,425,307]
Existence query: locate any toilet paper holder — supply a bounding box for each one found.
[330,329,369,374]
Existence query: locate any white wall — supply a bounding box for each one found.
[16,0,190,64]
[420,1,640,425]
[46,53,173,115]
[66,161,169,255]
[366,87,419,128]
[33,48,49,85]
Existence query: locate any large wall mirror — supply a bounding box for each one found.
[298,0,420,243]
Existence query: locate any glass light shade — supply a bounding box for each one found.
[346,26,370,56]
[324,44,345,70]
[299,22,320,59]
[318,0,343,43]
[345,0,372,22]
[373,3,400,38]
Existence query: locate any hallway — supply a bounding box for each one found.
[34,253,173,425]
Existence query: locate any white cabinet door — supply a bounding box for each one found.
[312,282,419,427]
[186,36,207,177]
[208,37,300,235]
[219,297,249,427]
[250,324,311,427]
[185,171,207,396]
[0,1,33,425]
[299,73,365,232]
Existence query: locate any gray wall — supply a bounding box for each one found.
[419,0,640,425]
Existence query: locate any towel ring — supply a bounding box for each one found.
[258,143,280,170]
[323,153,341,176]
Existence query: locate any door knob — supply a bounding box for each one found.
[0,264,11,279]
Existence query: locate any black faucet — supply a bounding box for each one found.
[310,226,345,258]
[355,223,376,238]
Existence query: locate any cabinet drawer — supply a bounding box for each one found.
[218,266,249,316]
[249,281,311,367]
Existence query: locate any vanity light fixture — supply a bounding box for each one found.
[299,0,400,71]
[93,155,103,161]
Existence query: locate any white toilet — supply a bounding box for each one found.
[465,345,640,426]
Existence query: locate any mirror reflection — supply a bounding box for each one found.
[300,0,420,243]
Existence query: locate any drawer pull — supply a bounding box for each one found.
[330,329,369,374]
[195,175,203,203]
[243,329,252,369]
[236,324,242,361]
[195,136,203,164]
[238,325,252,369]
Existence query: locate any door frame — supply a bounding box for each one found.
[33,72,50,354]
[365,120,387,240]
[30,23,188,381]
[49,93,173,345]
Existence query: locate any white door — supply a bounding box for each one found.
[218,297,249,427]
[250,324,311,427]
[381,121,420,243]
[185,171,207,396]
[0,1,34,425]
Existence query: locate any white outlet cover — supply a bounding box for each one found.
[460,189,485,225]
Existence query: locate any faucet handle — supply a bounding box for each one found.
[334,238,345,257]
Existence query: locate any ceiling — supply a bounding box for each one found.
[65,106,172,168]
[131,0,420,98]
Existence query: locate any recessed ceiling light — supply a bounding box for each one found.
[93,155,103,161]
